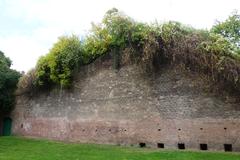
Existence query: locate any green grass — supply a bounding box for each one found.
[0,137,240,160]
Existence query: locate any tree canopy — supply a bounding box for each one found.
[0,51,21,113]
[211,11,240,51]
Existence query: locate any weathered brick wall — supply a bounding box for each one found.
[11,58,240,151]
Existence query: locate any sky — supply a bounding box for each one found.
[0,0,239,72]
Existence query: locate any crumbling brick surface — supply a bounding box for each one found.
[11,61,240,151]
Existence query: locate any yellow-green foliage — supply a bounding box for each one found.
[36,35,82,87]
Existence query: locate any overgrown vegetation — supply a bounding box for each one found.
[0,51,21,113]
[19,8,240,94]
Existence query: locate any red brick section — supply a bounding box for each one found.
[11,117,240,151]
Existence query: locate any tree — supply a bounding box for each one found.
[211,11,240,49]
[103,8,134,48]
[0,51,21,113]
[102,8,140,69]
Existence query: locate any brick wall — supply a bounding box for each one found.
[11,58,240,151]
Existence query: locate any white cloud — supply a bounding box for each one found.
[1,0,239,71]
[0,35,46,71]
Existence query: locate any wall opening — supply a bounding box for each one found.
[224,144,232,152]
[200,144,208,150]
[3,117,12,136]
[178,143,185,150]
[139,143,146,148]
[157,143,164,148]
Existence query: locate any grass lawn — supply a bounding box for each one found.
[0,137,240,160]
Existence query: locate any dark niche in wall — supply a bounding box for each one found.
[224,144,232,152]
[200,144,208,150]
[139,143,146,148]
[157,143,164,148]
[178,143,185,150]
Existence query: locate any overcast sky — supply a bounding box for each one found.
[0,0,239,72]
